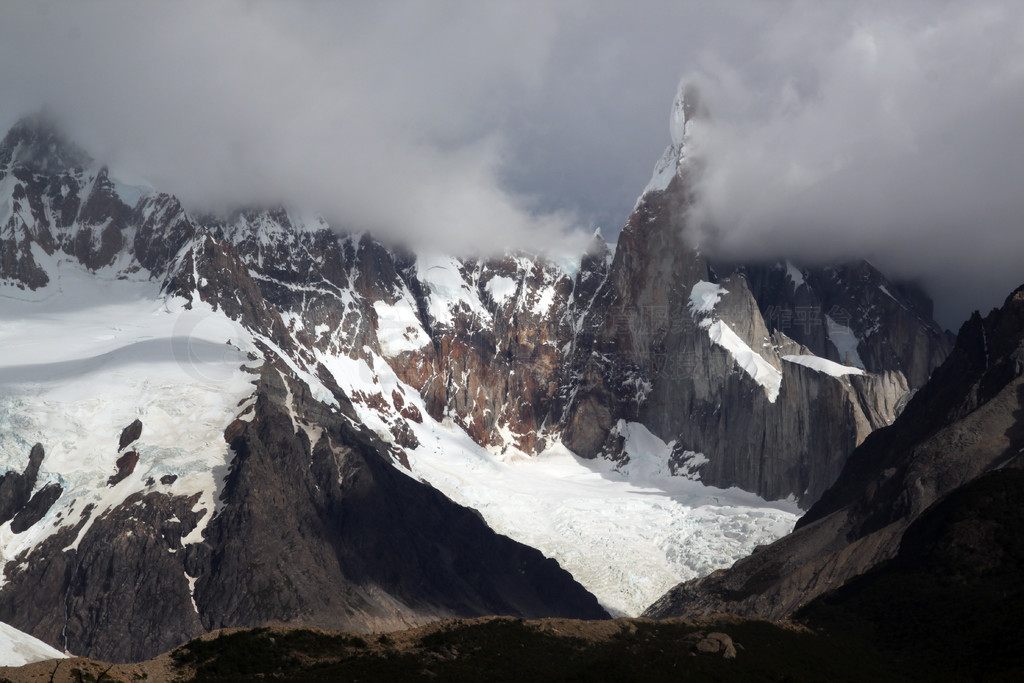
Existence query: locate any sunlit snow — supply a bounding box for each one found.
[0,620,66,666]
[318,348,799,617]
[707,320,782,402]
[0,256,260,581]
[782,353,864,377]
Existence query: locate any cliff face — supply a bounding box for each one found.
[559,87,950,503]
[644,284,1024,621]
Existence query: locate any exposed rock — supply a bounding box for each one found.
[0,110,956,664]
[559,174,949,504]
[644,283,1024,621]
[10,483,63,534]
[118,419,144,451]
[694,631,736,658]
[107,451,140,487]
[0,444,45,525]
[190,367,607,648]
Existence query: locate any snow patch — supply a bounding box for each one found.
[0,621,66,666]
[688,281,728,316]
[415,254,490,327]
[707,320,782,402]
[786,261,805,288]
[373,298,430,355]
[782,354,865,377]
[825,315,866,369]
[484,275,518,307]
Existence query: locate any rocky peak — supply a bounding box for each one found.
[0,112,92,177]
[643,81,709,198]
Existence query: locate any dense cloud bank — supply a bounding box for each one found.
[1,1,1021,325]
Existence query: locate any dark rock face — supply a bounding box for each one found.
[192,368,606,639]
[796,468,1024,680]
[107,451,140,487]
[0,491,208,662]
[118,419,144,451]
[644,284,1024,621]
[0,367,605,663]
[10,482,63,534]
[559,173,949,504]
[0,444,46,525]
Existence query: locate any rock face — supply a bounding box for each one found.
[0,364,605,663]
[117,420,143,452]
[644,283,1024,621]
[559,85,951,504]
[0,445,47,526]
[0,104,951,663]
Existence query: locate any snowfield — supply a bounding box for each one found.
[319,348,800,617]
[0,256,260,589]
[0,256,800,621]
[0,620,66,666]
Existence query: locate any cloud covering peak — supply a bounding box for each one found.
[2,1,1023,326]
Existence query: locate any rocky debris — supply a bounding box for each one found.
[686,630,737,658]
[644,282,1024,621]
[0,444,46,525]
[118,419,144,451]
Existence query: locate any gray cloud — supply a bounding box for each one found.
[0,1,586,252]
[1,1,1021,327]
[681,1,1024,327]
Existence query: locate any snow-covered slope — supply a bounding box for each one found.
[0,254,260,591]
[316,347,798,616]
[0,620,65,666]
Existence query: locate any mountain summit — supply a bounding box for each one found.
[0,112,92,177]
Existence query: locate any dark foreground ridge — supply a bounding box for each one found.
[4,467,1023,681]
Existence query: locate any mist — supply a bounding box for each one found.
[1,1,1022,327]
[682,2,1024,328]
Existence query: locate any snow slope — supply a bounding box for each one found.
[0,621,66,666]
[707,320,783,402]
[782,354,865,377]
[0,255,260,583]
[318,348,799,617]
[0,254,799,621]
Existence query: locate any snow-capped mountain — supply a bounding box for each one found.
[0,92,950,663]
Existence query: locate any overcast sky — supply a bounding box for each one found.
[1,1,1022,327]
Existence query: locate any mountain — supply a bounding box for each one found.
[645,280,1024,620]
[0,90,950,664]
[561,84,951,504]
